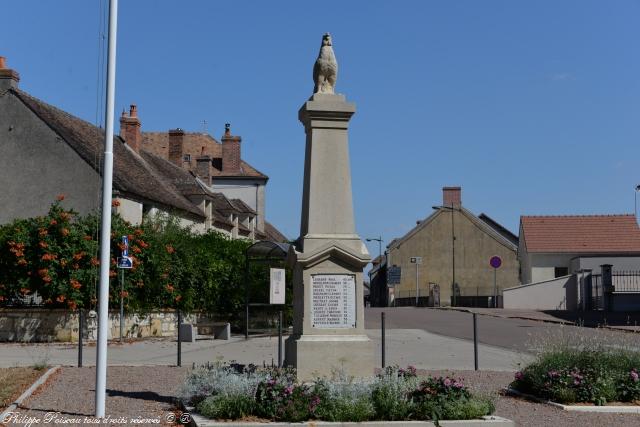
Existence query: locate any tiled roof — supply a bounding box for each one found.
[478,213,519,247]
[229,198,256,214]
[264,221,289,243]
[12,89,204,219]
[142,131,267,179]
[520,215,640,253]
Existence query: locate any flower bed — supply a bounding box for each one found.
[179,363,495,423]
[510,345,640,406]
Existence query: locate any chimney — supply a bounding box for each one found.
[221,123,242,173]
[196,155,212,185]
[168,128,185,167]
[119,104,141,152]
[0,56,20,91]
[443,186,462,208]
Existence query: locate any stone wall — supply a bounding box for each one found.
[0,309,198,342]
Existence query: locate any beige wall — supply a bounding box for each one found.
[388,210,519,305]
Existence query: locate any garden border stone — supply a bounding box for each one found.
[0,365,59,420]
[185,406,515,427]
[505,387,640,413]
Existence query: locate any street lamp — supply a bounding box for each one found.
[432,205,459,306]
[366,236,383,263]
[366,236,383,307]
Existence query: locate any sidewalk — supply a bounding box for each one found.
[0,329,528,371]
[437,307,640,332]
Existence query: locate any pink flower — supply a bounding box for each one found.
[631,370,639,382]
[453,381,463,389]
[515,371,524,381]
[443,378,453,387]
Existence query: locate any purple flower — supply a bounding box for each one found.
[514,371,524,381]
[284,385,294,395]
[631,370,639,382]
[443,378,453,387]
[547,370,560,379]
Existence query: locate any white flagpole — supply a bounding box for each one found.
[96,0,118,418]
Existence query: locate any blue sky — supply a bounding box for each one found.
[2,1,639,257]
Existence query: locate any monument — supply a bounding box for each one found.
[285,33,374,379]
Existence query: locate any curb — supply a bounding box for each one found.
[504,387,640,413]
[0,365,60,420]
[184,405,514,427]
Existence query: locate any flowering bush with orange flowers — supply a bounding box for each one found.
[0,198,272,320]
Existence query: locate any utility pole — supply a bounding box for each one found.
[451,203,456,307]
[95,0,119,418]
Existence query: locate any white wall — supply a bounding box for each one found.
[146,206,206,234]
[115,198,143,225]
[503,275,577,310]
[528,254,575,283]
[212,179,266,231]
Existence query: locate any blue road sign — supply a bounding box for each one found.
[121,235,129,257]
[117,256,132,269]
[387,266,402,286]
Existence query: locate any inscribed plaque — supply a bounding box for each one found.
[311,274,356,328]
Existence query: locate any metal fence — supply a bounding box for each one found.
[590,271,640,311]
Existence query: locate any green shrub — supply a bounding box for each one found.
[440,396,495,420]
[0,198,279,322]
[181,363,494,422]
[512,345,640,405]
[197,394,255,419]
[371,377,413,420]
[315,394,374,422]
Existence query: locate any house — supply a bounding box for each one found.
[384,187,519,307]
[504,214,640,311]
[519,214,640,284]
[141,123,269,233]
[0,56,286,242]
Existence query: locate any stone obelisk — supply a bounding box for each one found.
[285,34,374,380]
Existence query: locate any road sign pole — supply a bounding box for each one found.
[78,309,83,367]
[489,256,502,309]
[278,310,283,368]
[493,268,497,308]
[177,309,182,367]
[119,268,124,342]
[473,313,478,370]
[415,263,419,306]
[381,311,386,368]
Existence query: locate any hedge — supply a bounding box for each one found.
[0,196,281,319]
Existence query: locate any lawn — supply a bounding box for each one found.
[0,367,44,410]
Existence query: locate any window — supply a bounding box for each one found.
[554,267,569,278]
[183,154,191,162]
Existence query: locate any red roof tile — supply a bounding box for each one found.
[520,215,640,253]
[142,131,267,179]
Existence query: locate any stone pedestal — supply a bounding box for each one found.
[285,93,374,380]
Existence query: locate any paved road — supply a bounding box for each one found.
[365,307,640,353]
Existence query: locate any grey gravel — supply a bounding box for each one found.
[424,369,640,427]
[12,366,187,426]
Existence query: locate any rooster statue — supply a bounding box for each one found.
[313,33,338,94]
